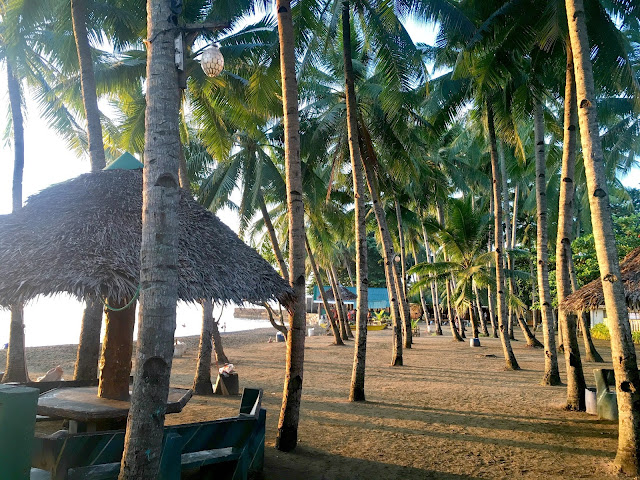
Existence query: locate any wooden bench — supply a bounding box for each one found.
[31,388,265,480]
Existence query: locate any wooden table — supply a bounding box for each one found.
[37,386,192,433]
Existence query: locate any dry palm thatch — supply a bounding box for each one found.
[0,169,294,308]
[561,247,640,312]
[325,285,357,302]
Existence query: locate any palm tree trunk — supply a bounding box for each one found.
[487,102,519,370]
[259,191,289,279]
[469,305,479,339]
[327,267,349,340]
[99,299,136,401]
[211,316,229,365]
[193,300,215,395]
[566,1,639,471]
[71,0,106,170]
[119,0,181,474]
[274,0,307,453]
[342,0,368,399]
[487,283,498,338]
[331,264,353,338]
[556,42,586,406]
[534,102,561,385]
[305,236,343,345]
[343,253,355,287]
[359,124,411,351]
[73,298,103,380]
[3,60,29,384]
[361,156,403,364]
[395,199,412,347]
[511,184,519,248]
[474,282,489,337]
[423,226,442,335]
[412,243,430,324]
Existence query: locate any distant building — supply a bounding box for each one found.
[312,286,390,311]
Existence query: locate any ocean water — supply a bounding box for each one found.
[0,294,270,347]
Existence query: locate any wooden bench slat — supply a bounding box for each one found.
[181,447,241,469]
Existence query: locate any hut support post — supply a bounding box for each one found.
[98,299,136,400]
[74,298,103,381]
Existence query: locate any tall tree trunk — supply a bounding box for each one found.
[395,199,412,347]
[3,61,29,384]
[412,243,430,324]
[556,42,586,406]
[327,267,349,341]
[499,143,515,342]
[436,203,463,342]
[73,298,103,380]
[487,102,519,370]
[211,315,228,365]
[343,252,355,287]
[119,0,181,475]
[423,226,443,335]
[99,299,136,400]
[474,283,489,337]
[331,264,353,338]
[193,300,214,395]
[469,305,479,339]
[534,102,561,384]
[305,236,343,345]
[259,191,289,280]
[566,1,640,472]
[487,194,498,339]
[360,143,403,365]
[511,184,519,248]
[342,3,368,399]
[275,0,306,452]
[71,0,106,170]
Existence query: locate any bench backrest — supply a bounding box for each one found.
[32,387,264,478]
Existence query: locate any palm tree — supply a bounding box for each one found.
[555,40,586,408]
[119,0,182,476]
[2,59,29,384]
[534,102,561,385]
[565,0,640,473]
[340,0,369,398]
[274,0,306,453]
[410,197,493,341]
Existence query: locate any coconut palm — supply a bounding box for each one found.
[565,0,640,473]
[119,0,182,475]
[410,197,495,339]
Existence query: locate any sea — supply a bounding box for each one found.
[0,294,270,347]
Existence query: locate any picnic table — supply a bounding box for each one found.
[37,386,192,432]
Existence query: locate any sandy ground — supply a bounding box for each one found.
[0,326,633,480]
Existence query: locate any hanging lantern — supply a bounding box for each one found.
[201,45,224,77]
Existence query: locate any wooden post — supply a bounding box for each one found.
[98,299,136,400]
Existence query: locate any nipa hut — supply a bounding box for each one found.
[561,247,640,331]
[0,168,293,399]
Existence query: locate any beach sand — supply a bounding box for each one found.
[0,327,629,479]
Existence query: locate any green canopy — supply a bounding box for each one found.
[104,152,143,170]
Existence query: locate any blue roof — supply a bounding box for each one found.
[313,286,389,309]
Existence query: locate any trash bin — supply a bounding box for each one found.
[214,372,239,395]
[276,332,285,342]
[470,338,481,347]
[0,384,40,479]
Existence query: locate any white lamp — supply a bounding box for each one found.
[201,45,224,77]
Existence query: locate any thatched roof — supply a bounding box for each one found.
[0,169,293,308]
[561,247,640,312]
[325,285,357,302]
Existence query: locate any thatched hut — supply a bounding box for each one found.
[0,169,293,399]
[561,247,640,331]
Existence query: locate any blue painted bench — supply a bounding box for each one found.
[31,388,265,480]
